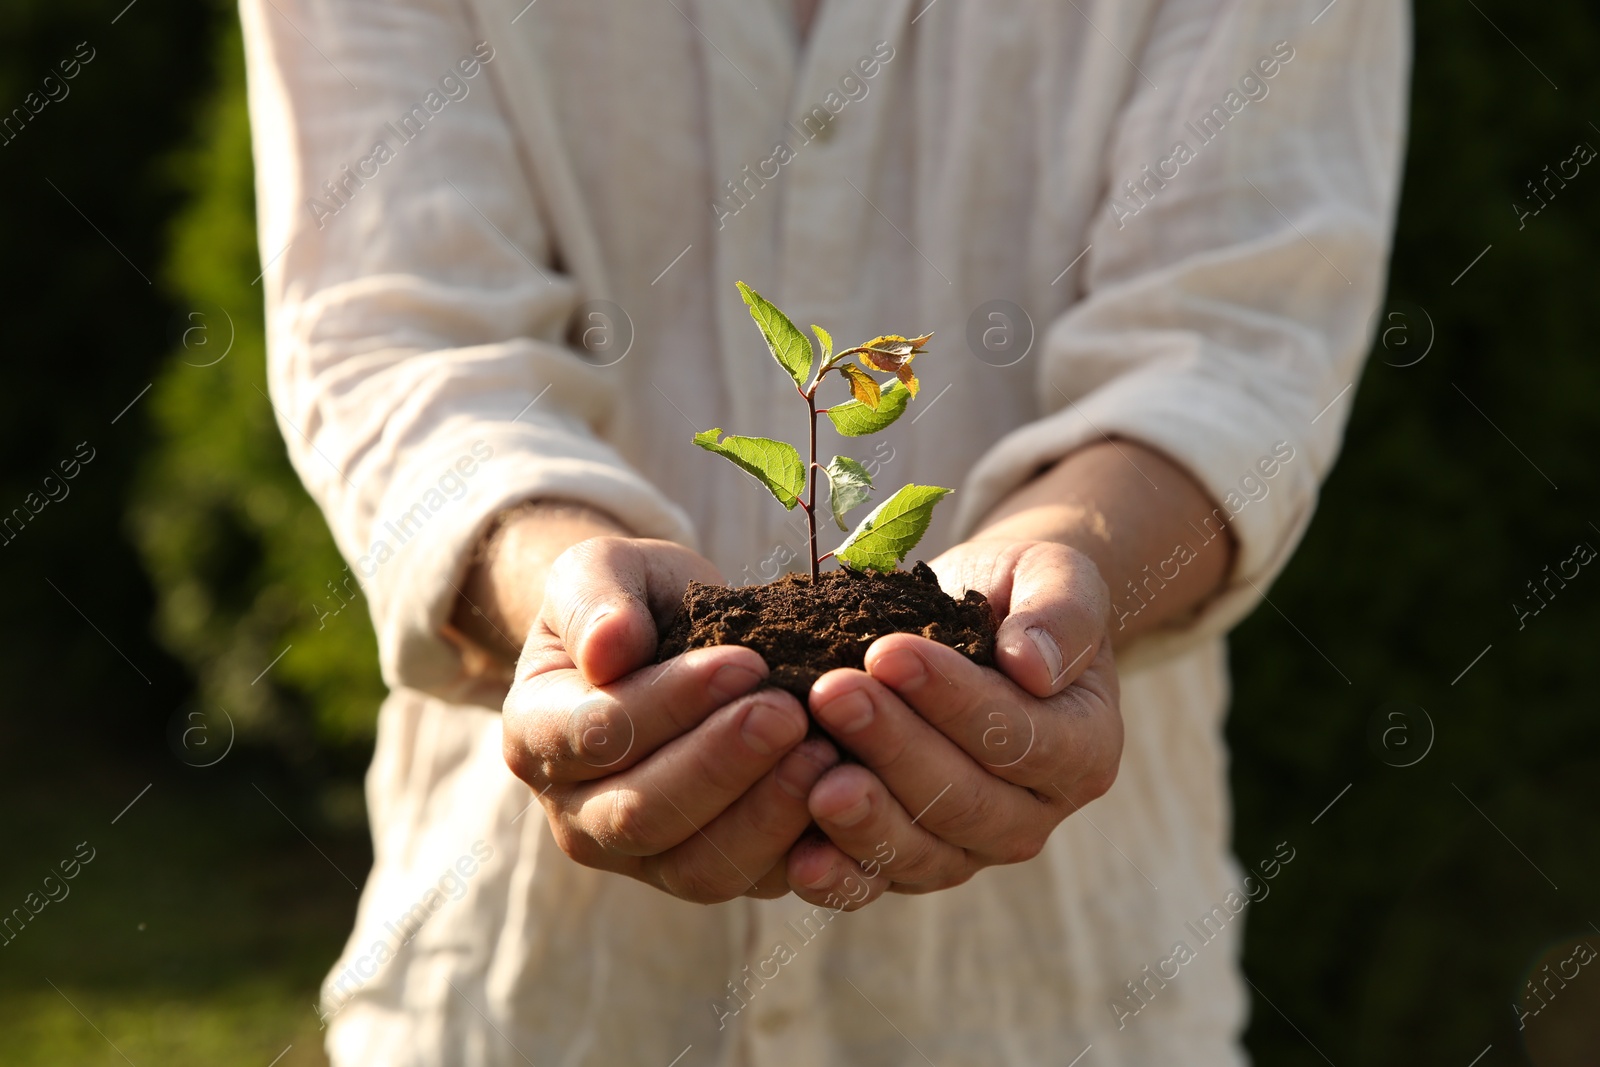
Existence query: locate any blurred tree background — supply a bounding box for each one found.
[0,0,1595,1064]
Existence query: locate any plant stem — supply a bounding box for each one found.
[805,388,819,581]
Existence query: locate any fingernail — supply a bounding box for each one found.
[708,662,764,703]
[775,745,836,799]
[870,648,926,692]
[802,865,834,890]
[826,793,872,828]
[580,605,616,653]
[741,699,803,757]
[1027,626,1063,686]
[815,688,874,734]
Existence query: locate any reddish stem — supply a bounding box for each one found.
[806,388,819,581]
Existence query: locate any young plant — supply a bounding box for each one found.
[694,282,951,582]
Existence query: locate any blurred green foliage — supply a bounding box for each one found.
[1226,4,1600,1063]
[129,17,385,756]
[2,0,1597,1065]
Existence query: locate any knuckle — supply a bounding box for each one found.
[892,855,979,894]
[513,643,567,681]
[920,860,980,893]
[994,829,1047,866]
[502,730,544,788]
[891,833,944,883]
[709,696,800,780]
[606,788,670,854]
[551,539,636,619]
[1080,761,1119,802]
[940,787,999,843]
[861,716,918,774]
[694,739,760,797]
[548,816,602,868]
[558,534,627,574]
[660,857,742,905]
[745,786,803,842]
[1010,725,1058,787]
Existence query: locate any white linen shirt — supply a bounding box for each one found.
[241,0,1408,1063]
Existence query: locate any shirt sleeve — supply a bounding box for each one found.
[949,0,1410,666]
[240,0,695,700]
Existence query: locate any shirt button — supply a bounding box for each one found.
[812,116,837,143]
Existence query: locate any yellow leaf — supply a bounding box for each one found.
[839,364,882,409]
[858,348,906,373]
[854,333,933,371]
[896,365,920,397]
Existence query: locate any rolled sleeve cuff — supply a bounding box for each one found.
[950,368,1315,669]
[359,420,697,701]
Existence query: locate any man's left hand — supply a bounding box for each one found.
[785,538,1123,910]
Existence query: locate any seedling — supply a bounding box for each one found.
[695,282,951,582]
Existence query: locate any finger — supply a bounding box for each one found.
[987,542,1109,698]
[809,665,1049,845]
[862,633,1120,794]
[650,737,840,904]
[745,861,794,900]
[559,688,809,858]
[535,537,723,685]
[786,831,891,912]
[503,643,770,786]
[795,765,973,901]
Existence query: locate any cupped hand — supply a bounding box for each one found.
[786,539,1123,910]
[502,536,839,903]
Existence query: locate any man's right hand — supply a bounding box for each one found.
[499,534,838,903]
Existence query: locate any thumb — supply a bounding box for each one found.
[992,542,1110,699]
[535,538,722,686]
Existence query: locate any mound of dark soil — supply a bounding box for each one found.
[654,562,997,701]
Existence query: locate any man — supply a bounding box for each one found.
[243,0,1407,1062]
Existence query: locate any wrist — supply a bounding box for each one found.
[449,499,630,668]
[971,441,1235,645]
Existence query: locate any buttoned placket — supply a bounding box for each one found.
[736,9,922,1058]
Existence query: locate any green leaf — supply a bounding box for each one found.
[824,455,874,531]
[834,484,952,571]
[811,324,834,365]
[693,429,806,509]
[736,281,813,388]
[825,379,911,436]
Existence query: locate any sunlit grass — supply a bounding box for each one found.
[3,984,328,1067]
[0,764,367,1067]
